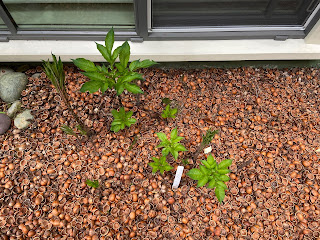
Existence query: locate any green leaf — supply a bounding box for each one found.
[119,41,130,68]
[129,59,157,71]
[207,179,216,188]
[207,155,215,166]
[172,151,179,160]
[197,176,209,187]
[175,144,187,152]
[218,159,233,169]
[76,125,87,136]
[115,62,126,73]
[112,46,122,62]
[162,98,171,105]
[124,83,143,94]
[201,160,212,169]
[110,108,136,132]
[199,165,210,175]
[156,132,167,142]
[217,169,230,174]
[171,136,184,143]
[162,148,170,157]
[202,129,219,146]
[219,175,230,182]
[73,58,97,72]
[216,181,228,190]
[118,73,144,83]
[170,127,178,140]
[187,169,204,180]
[80,81,103,93]
[149,156,172,175]
[215,186,226,202]
[96,43,111,63]
[86,180,99,189]
[82,71,108,82]
[60,124,76,136]
[105,27,114,55]
[129,60,139,72]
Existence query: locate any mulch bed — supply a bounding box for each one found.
[1,65,320,239]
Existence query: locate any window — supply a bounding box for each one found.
[0,0,319,41]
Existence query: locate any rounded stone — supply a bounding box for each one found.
[0,67,14,77]
[14,109,33,130]
[0,72,28,103]
[0,113,11,134]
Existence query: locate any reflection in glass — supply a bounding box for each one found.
[152,0,319,28]
[2,0,135,29]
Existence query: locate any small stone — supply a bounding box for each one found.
[14,110,33,129]
[0,67,14,77]
[0,113,11,134]
[204,146,212,154]
[7,100,22,118]
[0,72,28,102]
[31,73,41,79]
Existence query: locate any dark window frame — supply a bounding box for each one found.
[0,0,319,42]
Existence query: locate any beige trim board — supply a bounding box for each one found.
[0,39,320,62]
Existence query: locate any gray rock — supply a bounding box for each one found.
[0,67,14,77]
[31,73,41,79]
[14,110,33,129]
[0,72,28,103]
[0,113,11,134]
[7,100,22,118]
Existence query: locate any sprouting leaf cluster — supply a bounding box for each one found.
[149,156,173,174]
[86,179,100,189]
[187,155,232,202]
[156,128,187,160]
[202,129,219,146]
[111,107,136,132]
[73,28,157,95]
[60,124,77,136]
[161,104,177,119]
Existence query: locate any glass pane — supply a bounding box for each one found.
[0,17,8,29]
[3,0,135,29]
[152,0,319,28]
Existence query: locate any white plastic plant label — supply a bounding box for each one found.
[204,146,212,154]
[172,166,184,189]
[316,148,320,152]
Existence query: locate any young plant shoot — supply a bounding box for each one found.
[43,54,92,136]
[85,180,100,189]
[161,104,177,119]
[156,127,187,160]
[111,107,136,132]
[187,155,232,202]
[72,28,157,96]
[149,156,173,174]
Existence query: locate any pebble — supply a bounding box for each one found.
[0,113,11,134]
[7,100,22,118]
[14,109,33,129]
[0,72,28,102]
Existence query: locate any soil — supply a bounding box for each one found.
[0,65,320,239]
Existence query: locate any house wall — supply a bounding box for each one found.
[0,20,320,62]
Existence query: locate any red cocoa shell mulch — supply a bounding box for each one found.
[0,65,320,239]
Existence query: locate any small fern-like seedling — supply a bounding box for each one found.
[86,179,100,188]
[161,104,177,119]
[149,156,173,174]
[156,128,187,160]
[202,129,219,146]
[60,124,77,136]
[111,107,136,132]
[187,155,232,202]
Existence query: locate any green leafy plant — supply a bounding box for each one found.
[149,156,173,174]
[187,155,232,202]
[86,179,100,189]
[156,128,187,160]
[161,104,177,119]
[202,129,219,146]
[72,28,157,96]
[182,159,189,166]
[111,107,136,132]
[43,54,92,136]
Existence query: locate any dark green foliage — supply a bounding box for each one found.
[202,129,219,146]
[72,28,157,95]
[156,128,187,160]
[161,104,177,119]
[187,155,232,202]
[111,107,136,132]
[86,179,100,189]
[149,156,173,174]
[60,124,77,136]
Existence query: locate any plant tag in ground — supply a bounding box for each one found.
[204,146,212,154]
[316,148,320,153]
[172,166,184,189]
